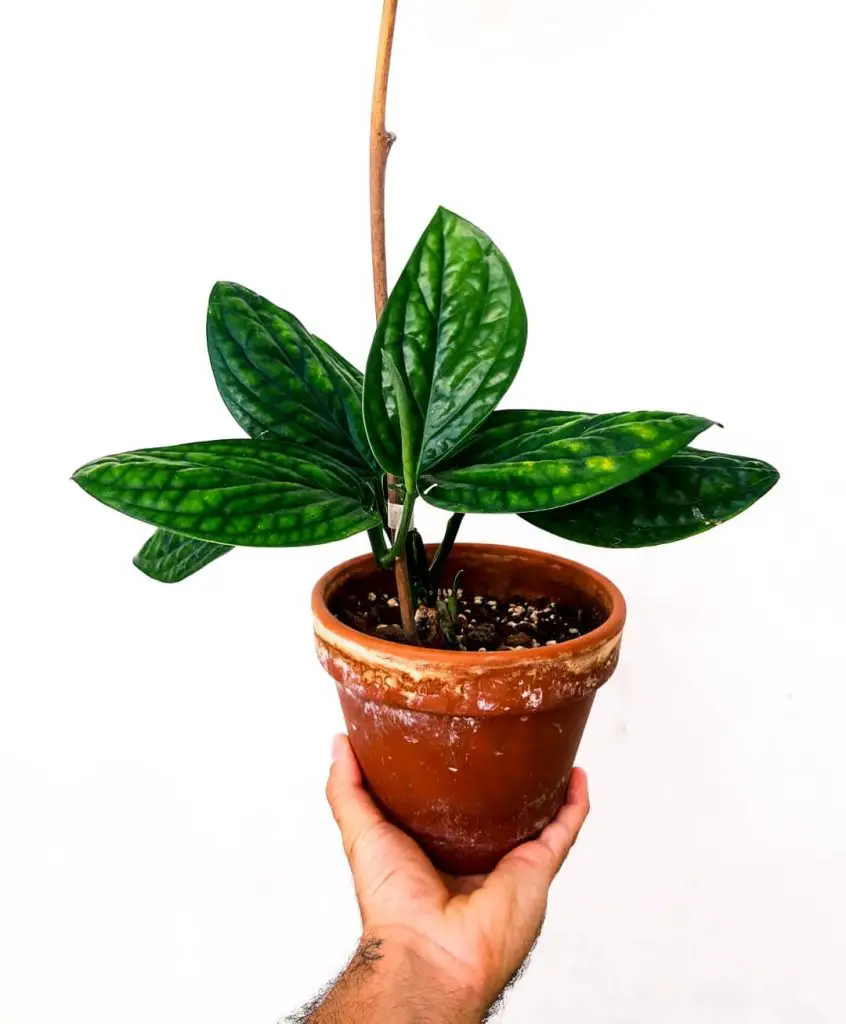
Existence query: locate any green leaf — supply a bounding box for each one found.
[207,282,377,472]
[73,439,381,547]
[420,410,715,514]
[134,530,233,582]
[137,291,378,583]
[383,351,418,493]
[444,409,584,466]
[523,448,779,547]
[363,207,528,479]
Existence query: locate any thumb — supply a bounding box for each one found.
[325,734,386,863]
[489,767,590,895]
[536,767,590,877]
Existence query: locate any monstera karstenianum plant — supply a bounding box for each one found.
[73,206,778,638]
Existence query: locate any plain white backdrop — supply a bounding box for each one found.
[2,1,845,1021]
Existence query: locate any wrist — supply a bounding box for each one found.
[364,925,486,1021]
[310,928,484,1023]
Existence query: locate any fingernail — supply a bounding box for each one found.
[331,734,345,763]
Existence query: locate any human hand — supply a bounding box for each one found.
[319,733,590,1022]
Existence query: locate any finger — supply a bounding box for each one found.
[535,767,590,872]
[325,734,386,862]
[483,769,590,901]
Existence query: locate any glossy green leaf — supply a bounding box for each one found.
[138,295,378,583]
[134,529,233,582]
[383,351,418,492]
[207,282,377,471]
[363,207,527,479]
[523,448,779,547]
[420,411,715,514]
[445,409,584,466]
[73,440,381,546]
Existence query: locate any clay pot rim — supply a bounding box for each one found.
[312,542,626,665]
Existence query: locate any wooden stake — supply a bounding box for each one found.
[369,0,419,644]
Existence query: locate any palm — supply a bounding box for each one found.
[327,736,589,1004]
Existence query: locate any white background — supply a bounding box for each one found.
[2,1,845,1021]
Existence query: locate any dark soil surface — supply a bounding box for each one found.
[333,588,606,651]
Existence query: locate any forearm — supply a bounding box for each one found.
[302,933,484,1024]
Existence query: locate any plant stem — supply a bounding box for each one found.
[429,513,465,588]
[367,526,389,564]
[375,494,416,569]
[370,0,419,644]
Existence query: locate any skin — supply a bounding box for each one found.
[300,734,590,1022]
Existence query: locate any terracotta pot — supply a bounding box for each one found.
[312,543,626,875]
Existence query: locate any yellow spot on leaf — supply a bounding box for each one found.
[626,423,658,440]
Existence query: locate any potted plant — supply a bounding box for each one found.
[71,0,778,874]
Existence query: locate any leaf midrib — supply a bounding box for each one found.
[417,234,498,474]
[213,309,355,452]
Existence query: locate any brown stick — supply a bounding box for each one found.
[370,0,419,644]
[370,0,398,318]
